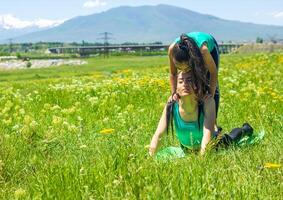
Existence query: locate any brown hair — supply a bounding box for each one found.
[172,34,209,100]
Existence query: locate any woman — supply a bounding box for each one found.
[149,72,254,156]
[149,71,215,156]
[168,32,220,119]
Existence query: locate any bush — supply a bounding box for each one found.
[256,37,264,43]
[0,52,10,56]
[16,52,22,59]
[26,61,32,68]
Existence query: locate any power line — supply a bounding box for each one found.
[97,32,114,57]
[8,38,13,53]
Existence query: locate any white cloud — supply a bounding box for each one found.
[0,14,65,29]
[83,0,107,8]
[34,19,65,28]
[272,11,283,18]
[254,11,283,19]
[0,14,32,29]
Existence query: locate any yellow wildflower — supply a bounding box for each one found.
[3,118,12,125]
[52,116,62,125]
[278,55,283,64]
[263,163,281,169]
[14,188,26,199]
[29,120,38,130]
[19,108,25,115]
[23,115,32,125]
[43,103,51,110]
[99,128,115,134]
[80,144,87,149]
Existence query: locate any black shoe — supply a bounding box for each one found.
[228,128,243,141]
[213,126,223,137]
[242,123,253,136]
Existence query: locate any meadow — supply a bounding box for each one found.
[0,53,282,199]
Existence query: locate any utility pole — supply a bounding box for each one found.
[267,34,278,44]
[8,38,13,53]
[97,32,113,57]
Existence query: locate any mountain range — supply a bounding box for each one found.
[2,4,283,43]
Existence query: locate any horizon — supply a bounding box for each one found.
[1,1,283,29]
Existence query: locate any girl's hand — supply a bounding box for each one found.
[148,147,156,156]
[171,93,179,101]
[203,93,213,101]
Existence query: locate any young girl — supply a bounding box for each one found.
[149,71,215,155]
[149,71,253,156]
[168,32,220,118]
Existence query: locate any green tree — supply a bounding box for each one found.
[256,37,263,43]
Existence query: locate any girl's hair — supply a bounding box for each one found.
[165,99,175,136]
[172,34,209,100]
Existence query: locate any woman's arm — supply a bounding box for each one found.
[200,45,218,97]
[149,105,168,156]
[201,96,216,155]
[168,44,177,94]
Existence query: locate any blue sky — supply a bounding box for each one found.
[1,0,283,28]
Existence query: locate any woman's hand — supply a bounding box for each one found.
[203,93,213,101]
[148,146,156,156]
[200,148,205,156]
[148,104,168,157]
[171,93,180,101]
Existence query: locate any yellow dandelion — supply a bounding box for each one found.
[29,120,38,130]
[278,56,283,64]
[51,105,61,111]
[14,188,26,199]
[122,69,132,74]
[3,118,12,125]
[99,128,115,134]
[52,116,62,125]
[23,115,32,125]
[43,103,51,109]
[263,163,281,169]
[270,92,277,97]
[80,144,87,149]
[19,108,25,115]
[75,102,81,107]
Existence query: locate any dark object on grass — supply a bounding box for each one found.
[216,123,253,149]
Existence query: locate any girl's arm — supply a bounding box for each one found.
[149,105,168,156]
[168,44,177,94]
[201,96,216,155]
[200,45,218,97]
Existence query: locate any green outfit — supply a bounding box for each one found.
[174,32,216,52]
[173,103,204,149]
[156,130,265,160]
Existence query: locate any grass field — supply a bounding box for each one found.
[0,53,282,199]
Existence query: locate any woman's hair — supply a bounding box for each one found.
[172,34,209,100]
[166,99,175,136]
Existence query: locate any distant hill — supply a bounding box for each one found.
[8,4,283,43]
[0,27,43,42]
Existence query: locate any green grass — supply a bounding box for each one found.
[0,53,282,199]
[0,56,168,82]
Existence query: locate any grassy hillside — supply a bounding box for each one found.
[0,53,282,199]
